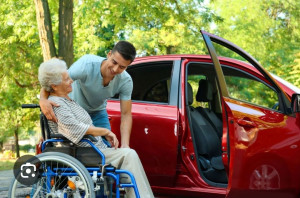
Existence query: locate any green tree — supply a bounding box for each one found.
[0,1,41,157]
[209,0,300,85]
[99,0,220,55]
[290,54,300,87]
[34,0,73,66]
[71,0,221,57]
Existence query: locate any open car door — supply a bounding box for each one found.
[201,31,300,197]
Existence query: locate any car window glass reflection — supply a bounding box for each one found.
[225,73,279,110]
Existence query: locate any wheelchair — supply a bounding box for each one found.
[8,104,140,198]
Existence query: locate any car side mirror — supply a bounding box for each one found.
[291,93,300,113]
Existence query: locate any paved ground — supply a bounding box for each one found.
[0,170,170,198]
[0,170,13,198]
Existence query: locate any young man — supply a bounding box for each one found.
[39,41,136,148]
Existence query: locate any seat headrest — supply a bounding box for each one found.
[196,79,213,102]
[187,82,194,105]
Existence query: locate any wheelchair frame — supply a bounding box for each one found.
[9,104,140,198]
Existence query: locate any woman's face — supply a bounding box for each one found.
[53,71,73,94]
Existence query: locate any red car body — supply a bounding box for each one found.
[107,32,300,197]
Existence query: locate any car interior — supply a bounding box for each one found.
[126,61,173,104]
[127,61,230,186]
[186,61,281,187]
[186,62,228,187]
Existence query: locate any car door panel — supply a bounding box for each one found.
[201,30,300,196]
[224,97,300,195]
[131,102,179,186]
[107,100,179,187]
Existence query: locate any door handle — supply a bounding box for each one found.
[108,116,112,121]
[237,118,256,128]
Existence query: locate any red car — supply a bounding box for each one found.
[107,31,300,198]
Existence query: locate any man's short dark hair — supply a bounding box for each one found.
[112,41,136,62]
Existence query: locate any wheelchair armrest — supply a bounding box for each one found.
[49,134,97,142]
[50,133,68,139]
[82,135,97,142]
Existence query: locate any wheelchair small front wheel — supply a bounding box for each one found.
[8,152,95,198]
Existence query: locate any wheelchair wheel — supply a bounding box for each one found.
[8,152,95,198]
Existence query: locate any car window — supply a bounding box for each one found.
[126,61,173,104]
[202,33,286,112]
[223,68,279,110]
[143,80,170,103]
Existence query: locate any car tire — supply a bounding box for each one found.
[245,157,289,190]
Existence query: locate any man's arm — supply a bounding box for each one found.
[120,100,132,148]
[39,88,59,122]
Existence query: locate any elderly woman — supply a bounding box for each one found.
[38,58,154,198]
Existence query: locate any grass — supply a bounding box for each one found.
[0,159,15,171]
[0,151,35,171]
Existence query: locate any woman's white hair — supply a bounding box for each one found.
[38,58,68,92]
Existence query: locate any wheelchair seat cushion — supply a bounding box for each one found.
[43,146,102,167]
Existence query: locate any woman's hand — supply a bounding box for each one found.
[86,127,119,148]
[105,130,119,149]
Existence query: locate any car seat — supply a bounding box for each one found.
[195,79,223,139]
[187,82,227,183]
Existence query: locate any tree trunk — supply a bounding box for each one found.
[14,127,20,158]
[34,0,57,61]
[166,46,175,54]
[59,0,74,67]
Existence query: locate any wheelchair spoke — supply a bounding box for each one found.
[9,152,95,198]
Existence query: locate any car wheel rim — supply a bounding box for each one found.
[249,164,280,190]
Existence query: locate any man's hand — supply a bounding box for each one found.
[105,131,119,149]
[39,98,59,122]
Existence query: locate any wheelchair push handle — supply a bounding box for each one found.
[22,104,40,109]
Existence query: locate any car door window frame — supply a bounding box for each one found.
[222,65,281,111]
[119,60,180,106]
[201,30,291,115]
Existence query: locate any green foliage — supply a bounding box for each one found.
[209,0,300,86]
[19,144,35,152]
[0,160,15,171]
[1,150,16,159]
[71,0,220,58]
[72,0,117,59]
[289,54,300,87]
[120,0,219,55]
[0,0,40,142]
[225,76,278,109]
